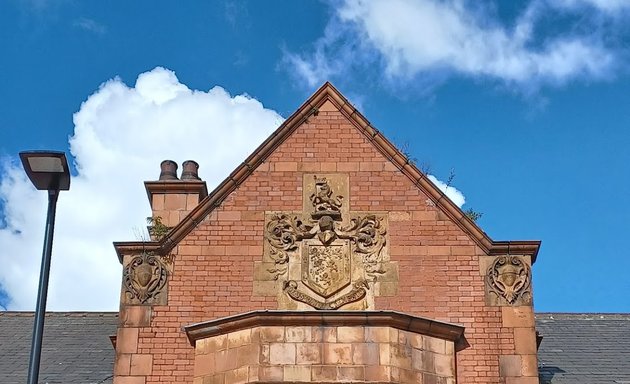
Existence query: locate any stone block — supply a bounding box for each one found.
[365,327,390,343]
[505,378,540,384]
[499,355,522,377]
[270,343,296,365]
[286,326,311,342]
[296,343,321,365]
[338,366,365,381]
[365,365,391,382]
[186,194,199,210]
[424,336,446,354]
[415,349,435,373]
[114,354,131,376]
[215,349,238,372]
[113,377,146,384]
[116,328,139,354]
[164,193,187,211]
[312,327,336,342]
[284,365,312,382]
[259,366,283,382]
[434,353,454,377]
[398,368,417,383]
[390,344,412,370]
[323,343,352,364]
[228,329,251,348]
[389,328,399,343]
[502,307,535,328]
[422,373,447,384]
[151,194,165,211]
[206,373,225,384]
[521,354,538,377]
[252,281,277,296]
[353,343,379,365]
[514,327,537,355]
[236,344,259,366]
[224,366,248,384]
[379,343,391,365]
[194,354,215,377]
[408,333,423,349]
[445,341,454,355]
[337,326,364,342]
[207,335,228,352]
[261,345,270,364]
[120,306,152,327]
[379,263,399,282]
[248,365,259,382]
[253,263,279,281]
[311,365,337,382]
[130,354,153,376]
[260,326,285,342]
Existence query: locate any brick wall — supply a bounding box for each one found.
[113,95,538,384]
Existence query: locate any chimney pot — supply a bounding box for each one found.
[159,160,179,180]
[181,160,201,180]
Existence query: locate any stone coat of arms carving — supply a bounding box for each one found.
[257,174,396,310]
[486,255,532,306]
[122,252,169,305]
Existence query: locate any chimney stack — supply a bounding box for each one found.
[181,160,200,180]
[159,160,179,180]
[144,160,208,230]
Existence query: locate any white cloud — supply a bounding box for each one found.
[550,0,630,12]
[0,67,283,310]
[286,0,618,89]
[427,174,465,208]
[73,17,107,35]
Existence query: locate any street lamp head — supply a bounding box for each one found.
[19,151,71,191]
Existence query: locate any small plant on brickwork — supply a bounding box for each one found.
[464,208,483,222]
[147,216,169,240]
[442,169,484,223]
[394,139,484,223]
[398,140,419,166]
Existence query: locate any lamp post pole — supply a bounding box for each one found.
[26,189,60,384]
[19,150,71,384]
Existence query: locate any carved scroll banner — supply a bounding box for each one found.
[254,174,398,310]
[485,255,532,306]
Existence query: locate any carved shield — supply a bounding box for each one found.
[302,243,351,298]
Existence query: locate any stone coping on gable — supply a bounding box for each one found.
[183,310,468,352]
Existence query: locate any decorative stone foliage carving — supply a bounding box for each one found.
[486,255,532,305]
[122,252,168,305]
[255,174,397,310]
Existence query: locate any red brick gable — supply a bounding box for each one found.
[112,83,541,384]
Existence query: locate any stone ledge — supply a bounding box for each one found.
[183,310,467,352]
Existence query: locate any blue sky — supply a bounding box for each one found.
[1,0,629,312]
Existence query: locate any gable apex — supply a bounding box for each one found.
[113,82,540,263]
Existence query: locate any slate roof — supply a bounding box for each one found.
[1,311,629,383]
[537,313,630,384]
[0,312,118,384]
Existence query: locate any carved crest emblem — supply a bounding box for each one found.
[123,252,168,305]
[486,255,531,305]
[263,175,389,310]
[302,244,350,298]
